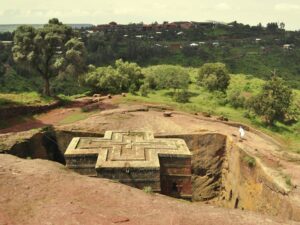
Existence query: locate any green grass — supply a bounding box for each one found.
[58,111,94,125]
[0,92,54,108]
[119,73,300,153]
[243,156,256,168]
[143,186,154,194]
[281,173,293,187]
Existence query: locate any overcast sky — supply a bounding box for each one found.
[1,0,300,30]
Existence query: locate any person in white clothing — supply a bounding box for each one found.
[239,126,245,141]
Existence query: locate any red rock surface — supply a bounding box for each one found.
[0,154,298,225]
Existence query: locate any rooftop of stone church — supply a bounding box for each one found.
[65,131,191,169]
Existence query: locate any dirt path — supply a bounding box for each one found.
[0,107,82,134]
[0,97,116,134]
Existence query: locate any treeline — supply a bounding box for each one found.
[1,20,300,87]
[81,21,300,88]
[83,61,298,126]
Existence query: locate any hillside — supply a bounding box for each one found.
[0,24,93,32]
[1,21,300,88]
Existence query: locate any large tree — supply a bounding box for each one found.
[12,18,86,96]
[248,76,293,125]
[0,42,5,76]
[83,59,143,94]
[144,65,190,91]
[197,63,230,92]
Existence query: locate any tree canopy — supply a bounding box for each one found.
[0,42,5,76]
[144,65,190,91]
[248,76,293,125]
[83,59,143,94]
[12,18,86,96]
[197,63,230,92]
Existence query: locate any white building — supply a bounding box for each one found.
[190,43,199,47]
[255,38,262,43]
[283,44,293,50]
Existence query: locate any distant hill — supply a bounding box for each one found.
[0,24,93,32]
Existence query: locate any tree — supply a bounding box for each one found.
[0,41,10,77]
[12,18,86,96]
[266,22,279,33]
[84,66,122,94]
[139,83,149,97]
[0,42,5,76]
[248,76,293,125]
[173,89,190,103]
[143,65,190,91]
[83,59,143,94]
[227,89,245,108]
[197,63,230,92]
[279,22,285,30]
[165,67,190,92]
[115,59,143,91]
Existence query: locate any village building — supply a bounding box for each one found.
[212,41,220,47]
[0,40,13,46]
[283,44,293,50]
[255,38,262,43]
[190,43,199,47]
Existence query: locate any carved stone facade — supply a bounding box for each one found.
[65,131,192,199]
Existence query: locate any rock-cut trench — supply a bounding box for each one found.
[4,129,299,221]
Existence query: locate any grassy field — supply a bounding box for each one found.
[58,111,94,125]
[119,73,300,153]
[0,92,88,109]
[0,92,54,108]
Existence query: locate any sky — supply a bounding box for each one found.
[0,0,300,30]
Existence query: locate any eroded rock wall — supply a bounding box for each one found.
[217,138,300,221]
[159,133,300,221]
[4,130,64,164]
[157,133,227,201]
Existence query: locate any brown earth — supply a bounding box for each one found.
[0,97,115,134]
[0,154,298,225]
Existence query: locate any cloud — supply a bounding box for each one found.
[215,3,231,11]
[274,3,300,11]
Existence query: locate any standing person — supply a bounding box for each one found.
[239,126,245,141]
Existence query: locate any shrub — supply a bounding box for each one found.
[243,156,256,168]
[247,76,293,125]
[197,63,230,92]
[143,65,190,91]
[243,111,255,119]
[214,91,228,106]
[285,175,292,186]
[139,84,149,97]
[83,59,143,95]
[227,89,246,108]
[285,104,300,124]
[143,186,153,194]
[173,89,190,103]
[83,66,121,94]
[129,84,137,95]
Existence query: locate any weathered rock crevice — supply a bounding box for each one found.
[6,129,64,164]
